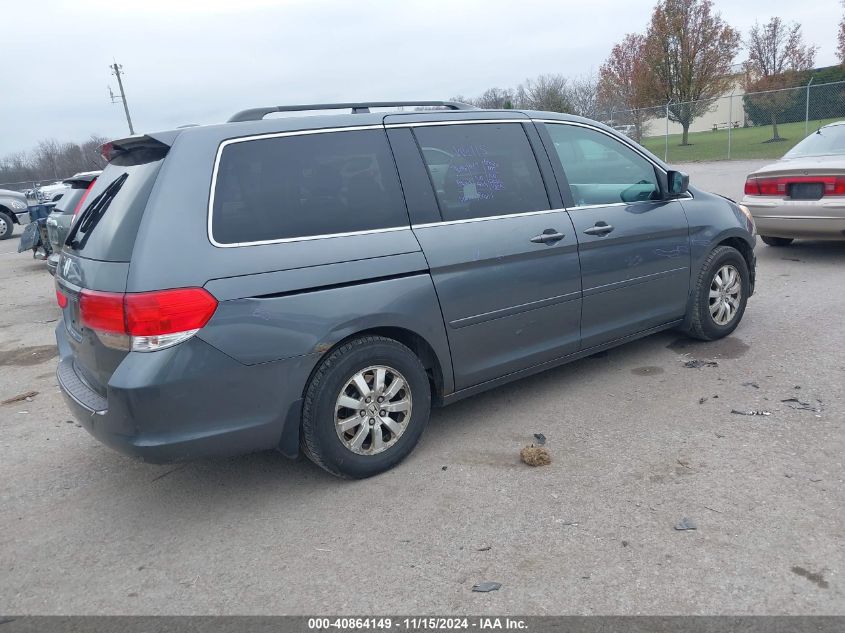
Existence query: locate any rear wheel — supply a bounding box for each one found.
[760,236,794,247]
[301,335,431,479]
[684,245,749,341]
[0,211,13,240]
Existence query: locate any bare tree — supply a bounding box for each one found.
[80,135,110,171]
[744,17,817,141]
[598,33,656,141]
[515,74,572,112]
[0,135,109,188]
[567,74,602,119]
[643,0,741,145]
[473,87,516,109]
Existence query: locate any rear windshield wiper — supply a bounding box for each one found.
[65,173,128,249]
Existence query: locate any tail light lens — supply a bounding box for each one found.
[56,288,68,309]
[744,175,845,197]
[78,287,218,352]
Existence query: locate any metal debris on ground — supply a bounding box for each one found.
[533,433,547,446]
[472,581,502,593]
[731,409,772,416]
[683,359,718,369]
[699,397,707,404]
[674,518,698,531]
[742,382,760,389]
[2,391,39,405]
[520,445,551,466]
[781,398,822,413]
[476,545,492,552]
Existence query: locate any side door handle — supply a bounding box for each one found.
[530,229,566,245]
[583,222,614,236]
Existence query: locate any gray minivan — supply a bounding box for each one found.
[55,101,756,478]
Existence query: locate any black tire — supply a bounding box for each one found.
[301,335,431,479]
[684,245,750,341]
[0,211,13,240]
[760,236,794,247]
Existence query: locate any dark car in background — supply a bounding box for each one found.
[54,101,756,479]
[45,172,99,275]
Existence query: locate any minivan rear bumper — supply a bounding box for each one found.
[56,325,319,463]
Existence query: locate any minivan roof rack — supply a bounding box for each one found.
[227,101,476,123]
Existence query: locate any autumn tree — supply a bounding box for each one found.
[743,17,816,141]
[643,0,741,145]
[598,33,655,141]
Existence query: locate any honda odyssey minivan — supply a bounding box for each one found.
[55,101,756,478]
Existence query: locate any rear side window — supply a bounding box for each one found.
[211,129,407,245]
[414,123,549,222]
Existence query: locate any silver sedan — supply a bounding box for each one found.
[741,121,845,246]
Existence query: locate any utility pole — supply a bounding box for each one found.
[109,62,135,135]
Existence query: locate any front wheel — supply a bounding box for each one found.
[301,335,431,478]
[760,236,794,247]
[684,245,750,341]
[0,212,13,240]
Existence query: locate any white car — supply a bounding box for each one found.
[37,180,70,202]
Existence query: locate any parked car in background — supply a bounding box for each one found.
[742,121,845,245]
[37,180,70,203]
[45,172,99,275]
[0,188,31,239]
[54,101,756,478]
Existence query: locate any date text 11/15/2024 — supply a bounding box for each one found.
[307,618,528,630]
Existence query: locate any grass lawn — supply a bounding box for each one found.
[640,117,842,163]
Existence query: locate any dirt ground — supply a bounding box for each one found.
[0,161,842,614]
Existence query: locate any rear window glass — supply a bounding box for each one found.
[65,152,164,262]
[414,123,549,221]
[785,125,845,158]
[211,129,408,245]
[53,185,90,215]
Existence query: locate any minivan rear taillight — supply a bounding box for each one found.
[78,288,218,352]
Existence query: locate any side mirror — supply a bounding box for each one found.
[667,170,689,197]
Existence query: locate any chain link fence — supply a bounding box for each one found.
[602,79,845,164]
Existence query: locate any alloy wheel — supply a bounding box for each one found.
[709,264,742,326]
[335,365,412,455]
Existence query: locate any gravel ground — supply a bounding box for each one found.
[0,162,843,615]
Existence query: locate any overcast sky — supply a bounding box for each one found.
[2,0,841,155]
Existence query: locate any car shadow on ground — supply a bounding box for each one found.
[756,239,845,263]
[93,325,731,520]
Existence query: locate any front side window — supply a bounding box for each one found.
[414,123,549,221]
[545,124,661,207]
[211,129,407,245]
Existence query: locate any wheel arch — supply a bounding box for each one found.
[305,326,449,403]
[0,204,17,223]
[715,235,755,296]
